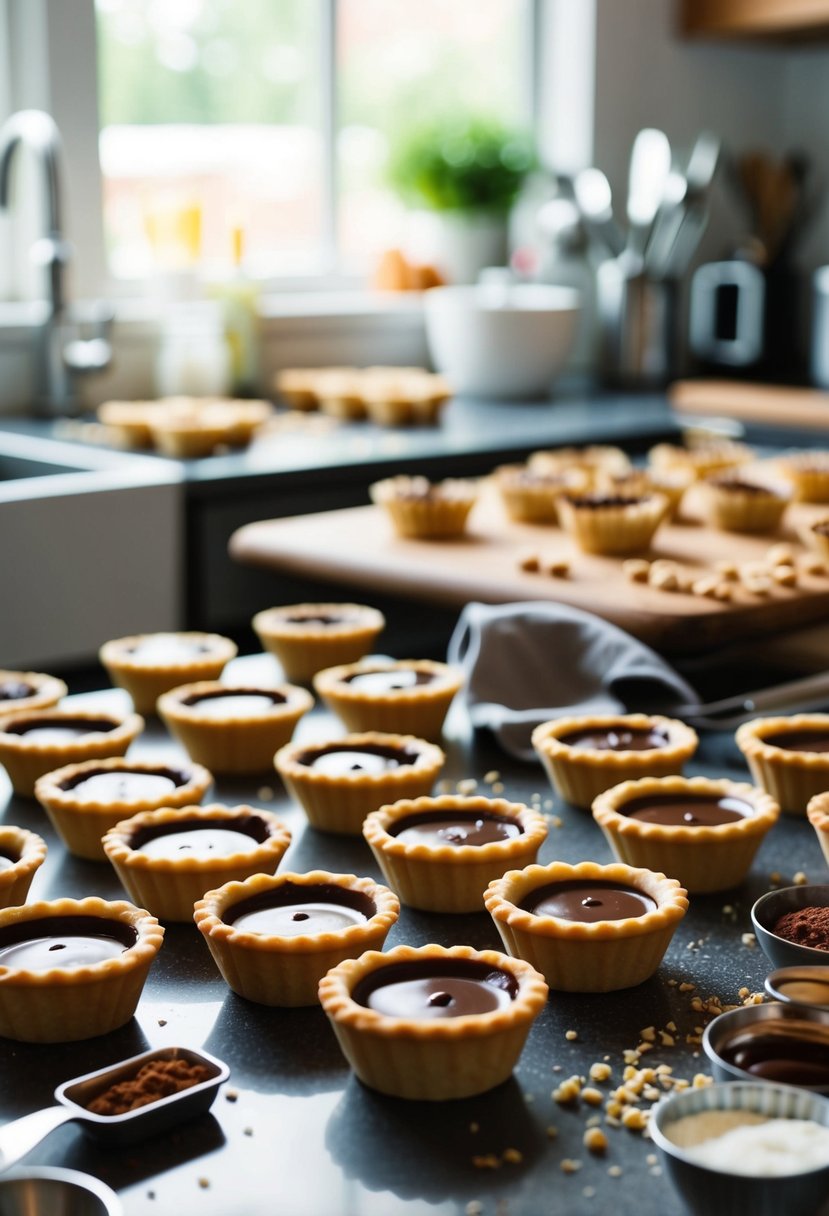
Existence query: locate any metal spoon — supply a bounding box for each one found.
[573,167,625,259]
[625,128,672,266]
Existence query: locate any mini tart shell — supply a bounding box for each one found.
[362,794,548,913]
[369,475,479,539]
[0,671,67,717]
[599,468,693,520]
[99,632,238,715]
[318,942,548,1101]
[698,477,791,534]
[485,860,688,993]
[313,659,463,740]
[531,714,699,809]
[194,870,400,1006]
[556,492,668,555]
[252,603,386,684]
[774,452,829,503]
[0,709,144,797]
[157,681,313,773]
[34,757,213,861]
[0,896,163,1043]
[0,826,47,909]
[807,792,829,867]
[492,464,589,523]
[528,445,632,486]
[648,440,754,480]
[736,715,829,815]
[591,775,780,894]
[275,731,446,836]
[102,804,292,923]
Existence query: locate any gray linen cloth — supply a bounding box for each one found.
[446,601,699,761]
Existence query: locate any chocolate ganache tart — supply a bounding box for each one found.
[0,825,47,909]
[318,942,548,1101]
[531,714,698,809]
[555,490,668,556]
[0,670,67,717]
[699,474,791,535]
[369,474,479,539]
[195,870,399,1006]
[363,794,547,913]
[0,896,163,1042]
[0,707,144,797]
[103,804,292,923]
[275,731,445,836]
[737,715,829,816]
[158,680,313,774]
[252,603,386,684]
[492,463,588,524]
[34,757,213,861]
[313,658,463,740]
[592,775,780,893]
[485,860,688,993]
[99,631,237,715]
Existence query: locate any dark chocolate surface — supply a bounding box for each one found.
[389,810,522,847]
[0,915,136,970]
[620,792,752,826]
[59,765,190,799]
[520,879,657,922]
[341,669,435,692]
[4,717,118,741]
[558,725,670,753]
[761,729,829,754]
[298,742,418,776]
[351,959,518,1018]
[129,814,270,852]
[226,882,375,936]
[180,689,286,710]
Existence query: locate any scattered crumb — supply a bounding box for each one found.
[714,559,738,580]
[589,1062,612,1083]
[197,1178,210,1190]
[456,778,478,794]
[243,1127,253,1136]
[582,1186,597,1199]
[472,1155,501,1171]
[582,1087,604,1107]
[607,1165,623,1178]
[545,557,570,578]
[584,1127,608,1155]
[560,1159,582,1174]
[553,1076,582,1104]
[147,1192,155,1201]
[793,871,808,885]
[502,1148,523,1165]
[766,543,794,566]
[546,1125,559,1140]
[491,782,505,795]
[157,1019,167,1027]
[772,565,797,587]
[741,932,757,948]
[565,1030,578,1042]
[646,1154,658,1166]
[622,558,650,583]
[466,1203,483,1216]
[257,786,274,801]
[469,1122,480,1134]
[518,551,541,572]
[649,567,679,591]
[649,1165,662,1177]
[484,771,500,784]
[225,1089,239,1103]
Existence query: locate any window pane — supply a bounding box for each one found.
[337,0,530,271]
[95,0,323,278]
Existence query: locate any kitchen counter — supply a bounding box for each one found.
[0,652,825,1216]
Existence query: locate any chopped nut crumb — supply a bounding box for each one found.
[518,551,541,572]
[691,574,720,598]
[741,932,757,948]
[678,982,695,993]
[553,1076,582,1104]
[589,1062,612,1083]
[502,1148,523,1165]
[565,1030,578,1042]
[484,771,500,784]
[649,567,679,591]
[766,543,795,566]
[800,555,828,576]
[692,1074,712,1088]
[772,565,797,587]
[582,1186,597,1199]
[621,1107,649,1132]
[583,1127,608,1155]
[546,557,570,578]
[660,1032,675,1048]
[794,871,808,885]
[560,1159,582,1174]
[469,1122,480,1134]
[466,1203,483,1216]
[491,782,505,795]
[639,1026,656,1042]
[582,1087,604,1107]
[546,1125,559,1140]
[456,778,478,794]
[197,1178,210,1190]
[225,1089,239,1103]
[472,1155,501,1171]
[607,1165,623,1178]
[622,558,650,583]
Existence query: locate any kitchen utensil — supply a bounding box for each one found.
[624,128,672,264]
[811,265,829,388]
[752,885,829,970]
[572,167,624,259]
[688,259,765,367]
[596,256,677,386]
[678,669,829,730]
[0,1045,229,1172]
[643,168,687,277]
[765,967,829,1011]
[0,1167,122,1216]
[703,1003,829,1094]
[662,132,721,278]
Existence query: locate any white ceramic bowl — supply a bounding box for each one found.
[423,283,581,400]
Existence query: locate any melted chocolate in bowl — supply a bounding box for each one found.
[0,915,136,971]
[718,1019,829,1087]
[342,669,435,694]
[389,810,522,848]
[180,690,286,718]
[125,636,211,664]
[0,680,34,701]
[5,717,117,745]
[761,729,829,754]
[226,881,375,936]
[620,792,752,826]
[352,959,518,1019]
[559,726,670,753]
[60,766,189,803]
[129,814,270,860]
[520,879,657,922]
[299,743,417,776]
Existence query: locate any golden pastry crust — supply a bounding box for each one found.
[274,369,323,411]
[275,731,445,836]
[698,475,791,534]
[807,792,829,867]
[528,445,632,486]
[592,775,780,893]
[313,658,463,739]
[0,896,163,1042]
[492,463,589,523]
[648,440,754,480]
[318,942,548,1100]
[370,475,479,538]
[194,870,400,1006]
[99,632,237,715]
[598,468,693,520]
[362,794,548,913]
[0,670,67,717]
[805,517,829,561]
[103,804,292,923]
[0,826,47,909]
[531,714,699,809]
[96,400,160,447]
[361,369,451,426]
[252,602,385,684]
[736,714,829,815]
[556,491,668,555]
[0,709,144,797]
[157,681,313,773]
[35,757,213,861]
[774,451,829,503]
[484,860,688,993]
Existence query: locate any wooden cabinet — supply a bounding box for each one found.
[681,0,829,38]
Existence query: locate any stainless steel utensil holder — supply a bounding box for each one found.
[597,256,677,388]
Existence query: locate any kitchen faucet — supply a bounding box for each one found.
[0,109,112,416]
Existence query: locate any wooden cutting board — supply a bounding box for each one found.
[669,379,829,432]
[230,485,829,657]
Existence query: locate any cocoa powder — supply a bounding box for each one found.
[87,1056,212,1116]
[772,905,829,951]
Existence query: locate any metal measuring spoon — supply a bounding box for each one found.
[765,967,829,1012]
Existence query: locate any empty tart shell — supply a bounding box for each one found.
[737,715,829,815]
[158,680,313,773]
[556,492,668,555]
[0,896,163,1042]
[698,475,791,534]
[362,794,548,913]
[34,756,213,861]
[318,942,548,1100]
[774,452,829,503]
[492,464,589,524]
[313,659,463,740]
[0,708,144,797]
[807,793,829,868]
[0,826,47,909]
[103,804,292,923]
[531,714,699,809]
[592,775,780,893]
[194,869,400,1006]
[369,475,479,539]
[275,731,445,836]
[252,603,385,684]
[485,860,688,993]
[99,632,237,715]
[0,670,67,718]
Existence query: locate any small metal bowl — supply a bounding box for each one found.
[650,1080,829,1216]
[751,884,829,968]
[703,1001,829,1094]
[0,1167,122,1216]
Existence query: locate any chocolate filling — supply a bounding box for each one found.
[4,717,117,741]
[719,1019,829,1087]
[180,689,286,710]
[0,915,137,971]
[60,765,190,795]
[342,669,435,692]
[389,810,522,847]
[520,879,657,922]
[352,959,518,1018]
[225,881,375,935]
[0,680,34,701]
[283,614,344,626]
[710,478,780,497]
[619,792,751,826]
[761,729,829,754]
[298,742,418,775]
[558,726,670,753]
[563,494,645,510]
[129,814,270,853]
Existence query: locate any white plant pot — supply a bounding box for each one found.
[405,211,508,286]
